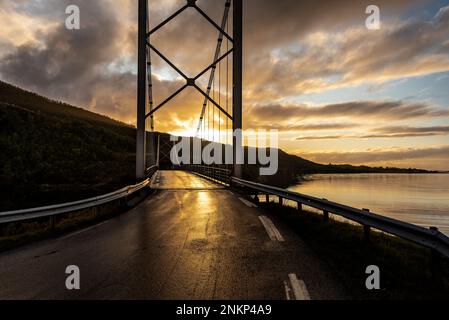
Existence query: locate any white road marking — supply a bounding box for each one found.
[258,215,284,241]
[284,280,292,300]
[287,273,311,300]
[61,221,110,240]
[238,197,258,208]
[174,192,183,208]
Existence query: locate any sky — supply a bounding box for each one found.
[0,0,448,170]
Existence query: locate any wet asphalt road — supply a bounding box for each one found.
[0,171,346,300]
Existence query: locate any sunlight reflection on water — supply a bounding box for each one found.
[288,174,449,235]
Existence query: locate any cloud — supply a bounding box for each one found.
[0,0,230,127]
[252,122,359,131]
[1,0,448,144]
[0,0,146,123]
[0,5,58,48]
[248,100,448,124]
[295,125,449,140]
[376,125,449,134]
[244,5,449,101]
[236,0,419,50]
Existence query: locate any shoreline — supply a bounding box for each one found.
[292,171,449,186]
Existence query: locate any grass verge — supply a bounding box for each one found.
[262,202,449,300]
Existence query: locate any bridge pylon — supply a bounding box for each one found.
[136,0,243,180]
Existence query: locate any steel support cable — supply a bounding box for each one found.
[203,108,205,140]
[147,59,154,131]
[146,3,154,132]
[207,97,209,140]
[196,0,231,137]
[226,19,230,147]
[194,5,233,43]
[144,1,234,122]
[194,49,233,81]
[145,45,233,119]
[219,52,221,144]
[206,100,208,140]
[193,84,232,119]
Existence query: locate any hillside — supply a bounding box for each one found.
[0,81,432,210]
[0,81,131,128]
[0,81,136,210]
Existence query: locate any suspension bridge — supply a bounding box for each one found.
[0,0,448,300]
[137,0,242,181]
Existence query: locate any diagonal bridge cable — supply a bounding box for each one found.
[196,0,231,138]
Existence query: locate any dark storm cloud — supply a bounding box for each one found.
[0,1,120,102]
[150,0,425,79]
[0,0,144,121]
[217,0,418,48]
[0,0,447,125]
[251,101,448,121]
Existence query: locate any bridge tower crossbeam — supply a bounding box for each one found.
[136,0,243,180]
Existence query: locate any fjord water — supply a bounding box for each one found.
[289,174,449,235]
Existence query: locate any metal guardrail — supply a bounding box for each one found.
[183,165,231,185]
[230,177,449,259]
[146,164,158,178]
[7,163,447,261]
[0,166,158,224]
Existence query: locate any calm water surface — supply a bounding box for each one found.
[288,174,449,235]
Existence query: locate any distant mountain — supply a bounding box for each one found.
[0,81,433,209]
[259,148,433,187]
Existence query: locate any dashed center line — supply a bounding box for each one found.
[258,215,284,241]
[284,280,293,300]
[284,273,311,300]
[238,197,258,208]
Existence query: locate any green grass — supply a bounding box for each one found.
[262,202,449,300]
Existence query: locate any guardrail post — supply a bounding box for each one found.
[430,227,442,282]
[279,196,283,206]
[266,194,270,203]
[253,195,260,204]
[322,199,329,221]
[297,202,303,212]
[49,216,56,230]
[363,209,371,242]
